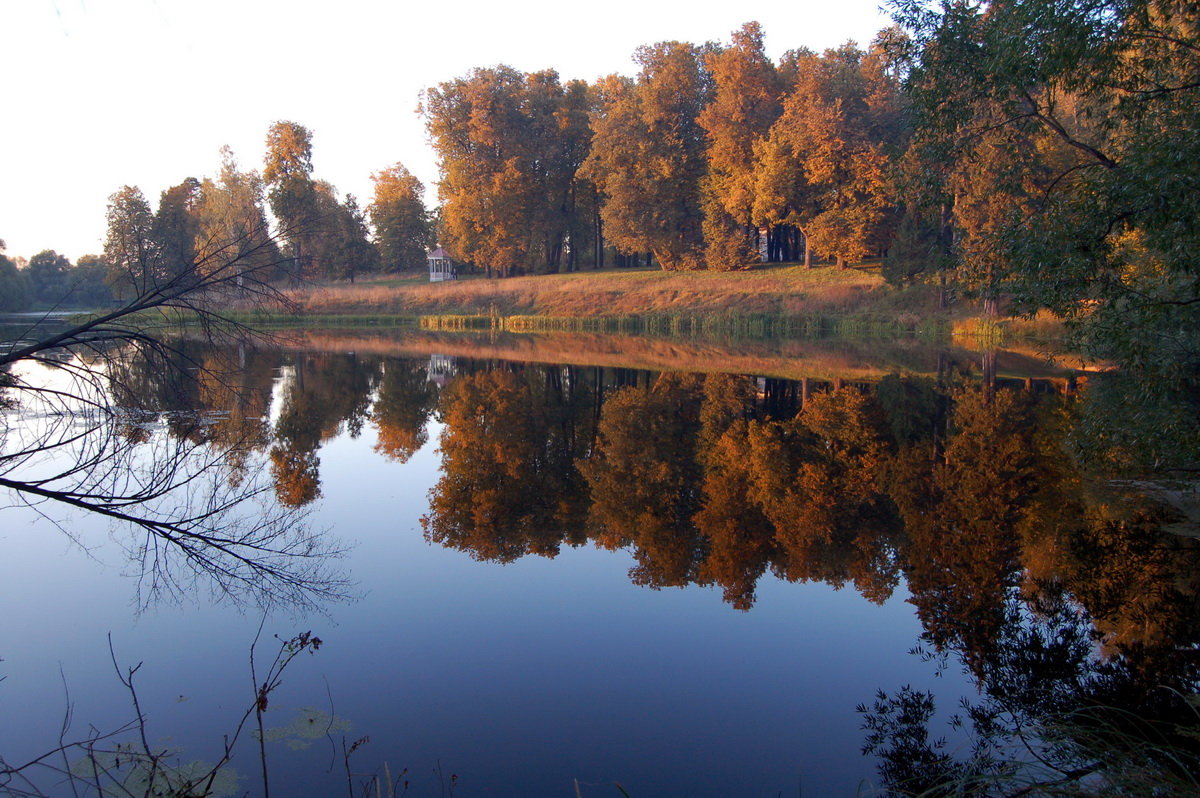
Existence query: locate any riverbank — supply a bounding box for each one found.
[229,262,1068,345]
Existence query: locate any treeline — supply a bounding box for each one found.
[100,131,434,295]
[426,4,1199,365]
[0,244,114,311]
[422,23,906,276]
[1,127,435,312]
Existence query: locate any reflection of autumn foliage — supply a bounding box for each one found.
[695,418,776,609]
[895,388,1039,671]
[107,341,279,485]
[195,349,275,486]
[219,349,1200,696]
[372,357,436,464]
[422,368,589,562]
[581,374,707,587]
[1028,498,1200,685]
[269,353,379,506]
[745,388,900,602]
[270,443,321,507]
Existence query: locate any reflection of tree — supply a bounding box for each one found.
[5,347,346,607]
[747,388,901,602]
[422,367,590,561]
[270,353,379,506]
[372,357,437,463]
[863,582,1200,796]
[894,388,1039,668]
[107,341,277,486]
[695,418,777,609]
[582,375,706,587]
[864,376,1200,796]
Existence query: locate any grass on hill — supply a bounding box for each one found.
[231,262,1069,345]
[269,263,937,320]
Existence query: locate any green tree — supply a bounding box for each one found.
[893,0,1200,363]
[26,250,72,306]
[304,184,379,281]
[69,254,115,307]
[263,121,317,280]
[151,177,201,286]
[0,242,30,311]
[193,146,283,284]
[103,185,157,295]
[368,163,431,272]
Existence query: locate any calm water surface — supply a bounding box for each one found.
[2,330,1196,796]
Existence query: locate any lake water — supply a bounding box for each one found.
[2,328,1197,796]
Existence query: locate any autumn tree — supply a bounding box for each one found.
[422,68,594,276]
[193,146,284,286]
[368,163,432,272]
[193,147,283,283]
[753,42,902,268]
[698,22,783,270]
[584,42,713,270]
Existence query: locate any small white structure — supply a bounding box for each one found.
[427,246,456,282]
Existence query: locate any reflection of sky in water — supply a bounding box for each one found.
[0,363,974,797]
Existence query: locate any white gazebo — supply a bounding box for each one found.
[427,246,456,282]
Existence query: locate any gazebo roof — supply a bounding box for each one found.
[427,246,452,259]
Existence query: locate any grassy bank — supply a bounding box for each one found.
[232,263,1068,344]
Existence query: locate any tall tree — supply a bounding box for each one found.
[753,43,900,268]
[307,186,378,282]
[584,42,714,270]
[263,121,317,280]
[70,254,116,307]
[151,177,201,286]
[0,243,30,311]
[423,67,592,276]
[368,163,431,272]
[698,22,783,270]
[103,185,157,295]
[893,0,1200,363]
[193,147,283,284]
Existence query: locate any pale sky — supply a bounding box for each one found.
[2,0,893,261]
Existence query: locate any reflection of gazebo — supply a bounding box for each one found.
[427,246,456,282]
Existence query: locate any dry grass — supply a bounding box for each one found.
[260,263,946,322]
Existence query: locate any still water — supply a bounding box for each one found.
[2,329,1197,796]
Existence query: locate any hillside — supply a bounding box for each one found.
[263,264,953,328]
